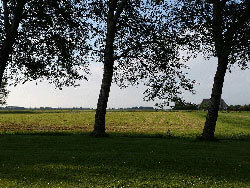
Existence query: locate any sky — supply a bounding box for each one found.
[6,55,250,108]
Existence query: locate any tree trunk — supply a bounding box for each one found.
[201,55,229,140]
[0,35,14,87]
[0,36,17,88]
[0,52,8,88]
[0,0,27,87]
[92,1,117,136]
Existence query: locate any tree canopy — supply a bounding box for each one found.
[84,0,196,135]
[87,0,195,106]
[0,0,90,88]
[171,0,250,140]
[171,0,249,67]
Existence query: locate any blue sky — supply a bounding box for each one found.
[6,55,250,108]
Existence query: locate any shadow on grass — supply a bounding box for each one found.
[0,110,94,115]
[0,110,38,114]
[1,131,249,141]
[0,134,249,187]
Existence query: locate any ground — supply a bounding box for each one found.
[0,110,249,187]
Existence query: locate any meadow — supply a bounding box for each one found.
[0,110,249,187]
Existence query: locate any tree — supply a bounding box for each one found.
[86,0,194,136]
[227,104,250,111]
[0,0,89,89]
[172,101,198,111]
[0,77,9,106]
[172,0,250,140]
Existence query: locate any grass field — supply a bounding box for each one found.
[0,110,249,187]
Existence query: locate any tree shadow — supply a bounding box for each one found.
[0,110,94,115]
[0,110,38,114]
[0,134,249,186]
[1,131,249,141]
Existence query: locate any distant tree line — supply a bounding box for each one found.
[227,104,250,111]
[172,102,250,112]
[109,106,155,111]
[0,106,94,110]
[172,101,198,111]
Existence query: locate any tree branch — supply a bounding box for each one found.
[114,0,127,23]
[224,3,250,47]
[9,0,27,35]
[221,0,230,5]
[2,0,10,33]
[212,1,225,56]
[114,40,149,60]
[1,0,27,55]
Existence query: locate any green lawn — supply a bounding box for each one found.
[0,110,249,187]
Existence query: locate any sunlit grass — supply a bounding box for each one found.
[0,110,249,139]
[0,110,249,187]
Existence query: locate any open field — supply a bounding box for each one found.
[0,110,250,139]
[0,110,249,187]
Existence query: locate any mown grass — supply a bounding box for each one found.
[0,110,249,139]
[0,110,249,187]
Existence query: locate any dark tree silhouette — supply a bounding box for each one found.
[87,0,194,136]
[0,0,89,89]
[172,0,250,140]
[0,77,9,106]
[91,0,126,136]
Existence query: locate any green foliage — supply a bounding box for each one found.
[172,101,198,110]
[85,1,195,105]
[228,104,250,111]
[0,0,89,87]
[172,0,250,67]
[0,78,9,106]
